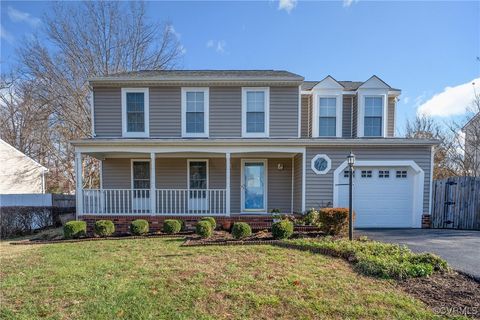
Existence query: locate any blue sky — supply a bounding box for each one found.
[1,0,479,134]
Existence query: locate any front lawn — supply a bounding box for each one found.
[0,237,450,319]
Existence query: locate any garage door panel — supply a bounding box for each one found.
[337,167,414,228]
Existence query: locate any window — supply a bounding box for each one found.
[319,97,337,137]
[188,160,208,199]
[311,154,331,175]
[361,170,372,178]
[132,160,150,198]
[242,88,269,137]
[122,88,149,137]
[396,170,407,178]
[343,170,355,178]
[364,96,383,137]
[182,88,209,137]
[378,170,390,178]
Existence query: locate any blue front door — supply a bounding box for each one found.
[243,161,266,212]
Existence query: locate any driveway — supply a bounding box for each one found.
[357,229,480,280]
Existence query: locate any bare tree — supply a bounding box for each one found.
[2,1,183,192]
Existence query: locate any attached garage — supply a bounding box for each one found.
[334,161,425,228]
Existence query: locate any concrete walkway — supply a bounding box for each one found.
[357,229,480,280]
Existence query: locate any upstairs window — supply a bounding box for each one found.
[242,88,269,137]
[182,88,209,137]
[319,97,337,137]
[122,88,149,137]
[364,96,383,137]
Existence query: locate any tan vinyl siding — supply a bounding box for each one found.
[94,87,122,137]
[102,158,131,189]
[150,87,182,138]
[305,145,432,213]
[270,87,299,137]
[342,95,353,138]
[308,95,312,137]
[352,95,358,137]
[155,158,187,189]
[293,153,303,213]
[387,97,395,137]
[267,158,292,213]
[210,87,242,138]
[301,95,310,138]
[230,158,241,213]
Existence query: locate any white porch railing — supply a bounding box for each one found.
[81,189,227,216]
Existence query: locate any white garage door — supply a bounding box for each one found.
[338,167,415,228]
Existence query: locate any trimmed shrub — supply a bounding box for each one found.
[163,219,182,234]
[179,220,187,231]
[318,208,354,236]
[63,221,87,239]
[130,219,149,235]
[94,220,115,237]
[271,220,294,239]
[196,220,212,238]
[231,222,252,239]
[200,217,216,230]
[303,208,320,226]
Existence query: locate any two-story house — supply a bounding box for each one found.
[71,70,437,231]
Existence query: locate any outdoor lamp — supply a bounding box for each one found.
[347,152,355,167]
[347,152,355,241]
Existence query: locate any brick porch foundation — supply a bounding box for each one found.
[79,215,289,234]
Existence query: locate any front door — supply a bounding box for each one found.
[188,160,208,212]
[242,160,267,212]
[132,160,150,213]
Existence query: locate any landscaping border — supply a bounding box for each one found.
[182,238,282,247]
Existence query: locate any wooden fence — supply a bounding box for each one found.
[431,177,480,230]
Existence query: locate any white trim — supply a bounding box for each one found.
[99,160,103,189]
[225,153,231,216]
[291,157,294,213]
[311,154,332,175]
[187,159,209,189]
[302,149,306,212]
[130,159,151,189]
[333,160,425,228]
[429,145,434,214]
[121,88,150,138]
[357,90,388,138]
[298,85,302,138]
[312,92,343,138]
[240,159,268,213]
[150,152,156,215]
[181,87,210,138]
[90,89,95,137]
[241,87,270,138]
[75,152,82,218]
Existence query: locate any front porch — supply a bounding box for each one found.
[74,146,305,218]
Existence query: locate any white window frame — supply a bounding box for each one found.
[130,159,151,189]
[187,159,209,189]
[181,87,210,138]
[312,93,342,138]
[357,90,388,138]
[311,154,332,175]
[122,88,149,138]
[242,87,270,138]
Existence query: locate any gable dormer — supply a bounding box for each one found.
[311,76,344,138]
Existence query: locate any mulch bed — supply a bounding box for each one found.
[398,272,480,319]
[9,232,192,245]
[182,230,325,247]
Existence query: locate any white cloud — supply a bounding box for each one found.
[166,25,181,39]
[206,40,226,54]
[278,0,297,13]
[403,96,410,105]
[7,6,41,27]
[417,78,480,117]
[343,0,359,7]
[0,24,14,44]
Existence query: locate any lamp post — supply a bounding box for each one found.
[347,152,355,241]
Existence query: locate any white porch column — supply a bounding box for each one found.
[150,152,156,215]
[226,152,231,216]
[75,152,83,218]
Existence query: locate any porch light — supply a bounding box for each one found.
[277,163,284,171]
[347,152,355,241]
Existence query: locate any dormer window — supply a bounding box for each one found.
[182,88,209,137]
[319,97,337,137]
[122,88,149,137]
[242,87,269,137]
[364,96,383,137]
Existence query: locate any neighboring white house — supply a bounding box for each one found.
[0,139,48,194]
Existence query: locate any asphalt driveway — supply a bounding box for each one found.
[357,229,480,280]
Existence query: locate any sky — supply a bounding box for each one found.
[1,0,479,135]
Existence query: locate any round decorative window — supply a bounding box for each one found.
[311,154,331,175]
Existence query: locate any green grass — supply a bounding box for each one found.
[285,238,449,280]
[0,237,453,319]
